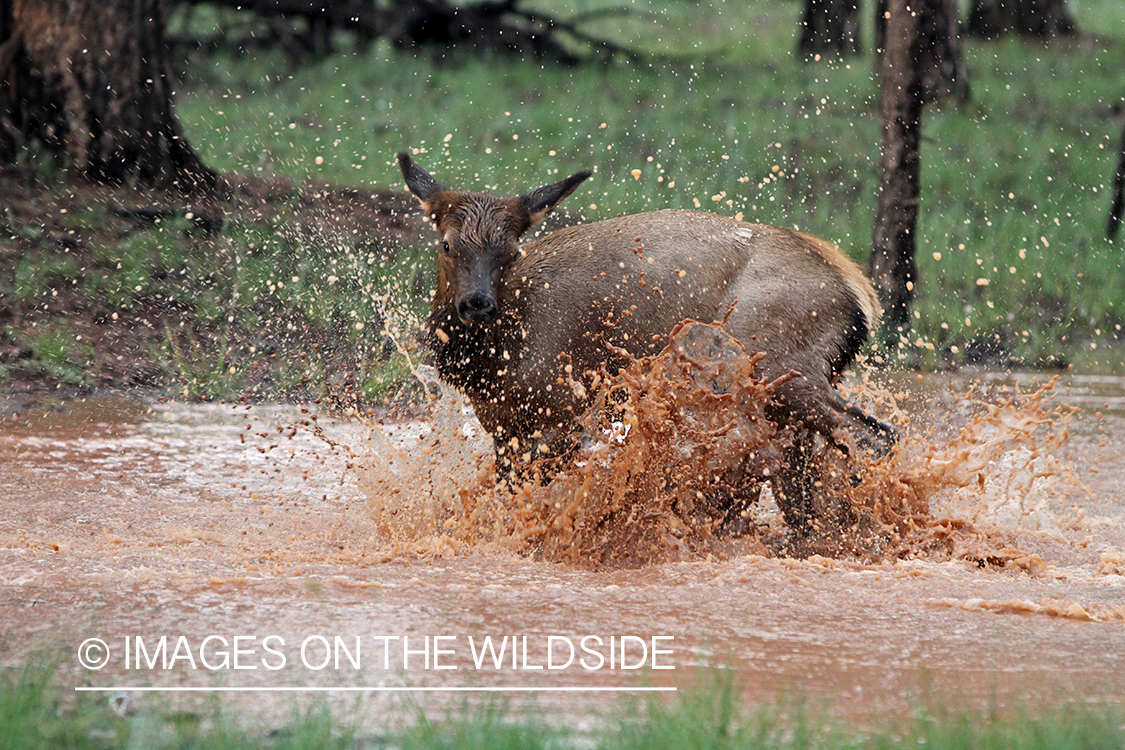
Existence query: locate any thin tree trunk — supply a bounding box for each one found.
[875,0,968,105]
[870,0,925,334]
[1108,117,1125,241]
[798,0,861,59]
[0,0,218,194]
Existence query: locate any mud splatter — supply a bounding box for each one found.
[1098,551,1125,575]
[520,321,795,567]
[856,375,1088,566]
[356,322,1092,570]
[355,322,794,564]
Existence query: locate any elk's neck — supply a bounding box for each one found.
[427,267,529,400]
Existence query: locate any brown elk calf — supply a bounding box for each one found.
[397,152,895,535]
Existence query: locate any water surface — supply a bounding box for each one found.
[1,373,1122,721]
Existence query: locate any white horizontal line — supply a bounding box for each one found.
[75,686,676,693]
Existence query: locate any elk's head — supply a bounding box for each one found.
[398,152,590,325]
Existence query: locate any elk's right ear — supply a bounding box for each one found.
[397,152,445,212]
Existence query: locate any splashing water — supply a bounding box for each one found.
[354,321,1092,571]
[819,373,1084,568]
[354,321,792,563]
[2,345,1121,716]
[352,365,495,550]
[519,321,794,567]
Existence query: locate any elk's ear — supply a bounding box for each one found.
[397,152,446,213]
[520,170,592,226]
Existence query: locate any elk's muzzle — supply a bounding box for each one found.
[457,293,497,324]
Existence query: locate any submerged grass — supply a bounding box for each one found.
[5,660,1123,750]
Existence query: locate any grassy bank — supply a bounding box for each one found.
[5,661,1123,750]
[2,1,1124,397]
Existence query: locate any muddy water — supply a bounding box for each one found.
[1,373,1123,723]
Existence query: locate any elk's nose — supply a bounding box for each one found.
[458,294,497,324]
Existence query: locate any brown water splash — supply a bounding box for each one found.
[858,375,1083,565]
[520,321,795,567]
[356,323,1087,570]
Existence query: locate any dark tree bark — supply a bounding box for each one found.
[967,0,1075,38]
[0,0,218,194]
[170,0,636,65]
[798,0,861,59]
[875,0,968,105]
[870,0,925,334]
[917,0,969,103]
[1108,116,1125,241]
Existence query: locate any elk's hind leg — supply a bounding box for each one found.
[773,429,860,546]
[842,403,897,458]
[772,429,830,534]
[769,375,896,542]
[773,374,897,459]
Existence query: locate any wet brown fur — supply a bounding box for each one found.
[398,152,895,534]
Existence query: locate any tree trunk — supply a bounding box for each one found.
[875,0,968,105]
[917,0,969,103]
[798,0,861,59]
[0,0,218,194]
[967,0,1075,38]
[1108,116,1125,241]
[870,0,925,335]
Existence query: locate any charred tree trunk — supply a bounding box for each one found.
[1108,116,1125,241]
[870,0,925,335]
[875,0,968,104]
[967,0,1075,38]
[798,0,861,59]
[0,0,218,194]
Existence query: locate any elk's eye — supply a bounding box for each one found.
[441,241,452,256]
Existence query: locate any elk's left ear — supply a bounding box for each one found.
[520,170,592,226]
[397,152,445,211]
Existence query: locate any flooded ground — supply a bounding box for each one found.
[1,369,1123,724]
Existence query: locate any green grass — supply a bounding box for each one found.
[1,183,429,399]
[171,0,1125,373]
[6,659,1124,750]
[3,1,1125,394]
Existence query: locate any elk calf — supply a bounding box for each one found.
[398,152,895,535]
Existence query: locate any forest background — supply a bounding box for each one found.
[1,0,1123,405]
